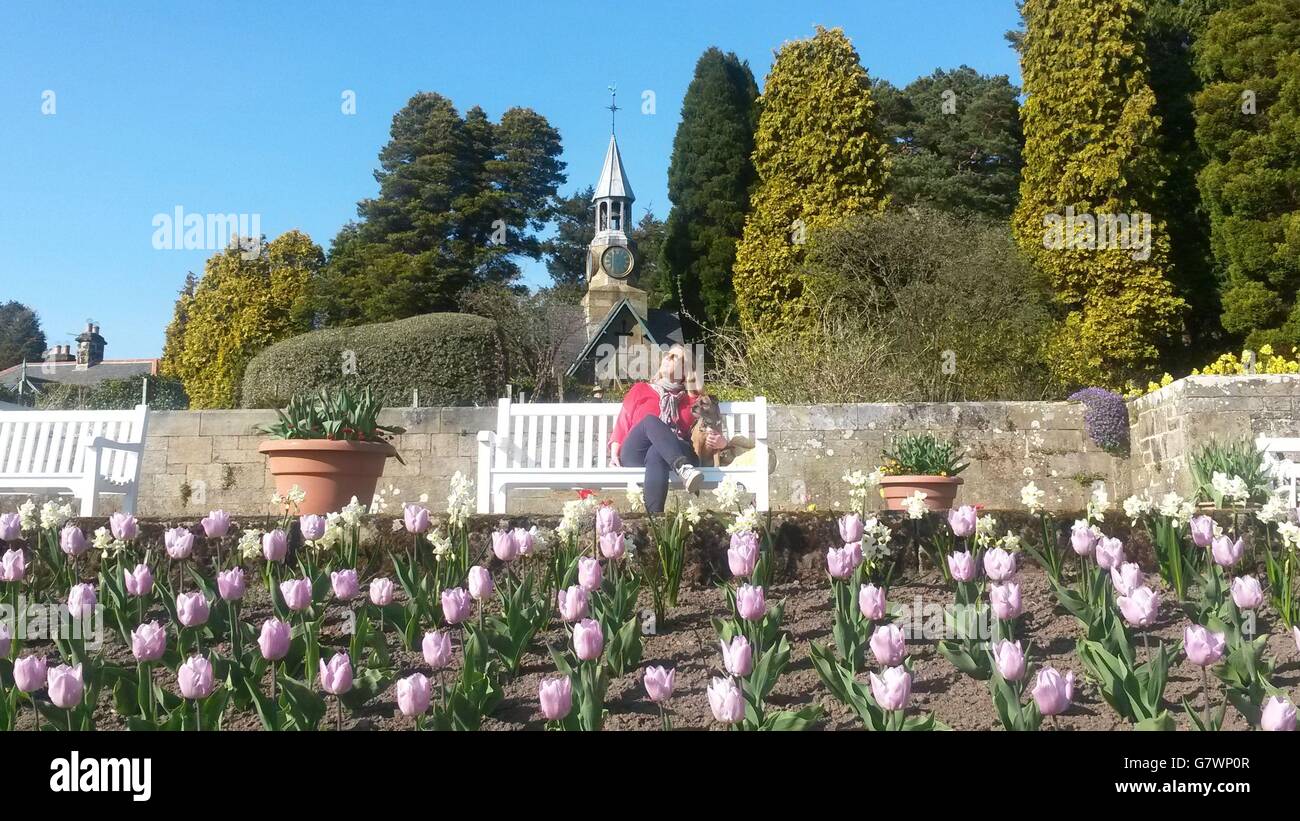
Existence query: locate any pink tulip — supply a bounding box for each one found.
[176,591,211,627]
[331,569,359,600]
[319,653,353,695]
[1031,667,1074,716]
[1189,515,1215,548]
[67,583,96,619]
[983,547,1016,582]
[989,582,1022,620]
[396,673,432,716]
[727,531,759,578]
[468,566,494,601]
[735,584,766,621]
[124,564,153,597]
[299,514,326,542]
[491,530,518,562]
[441,587,473,625]
[0,513,20,542]
[947,505,977,538]
[1260,696,1296,731]
[422,630,452,670]
[14,655,47,693]
[217,567,245,601]
[573,618,604,661]
[510,527,536,556]
[1184,624,1226,667]
[1294,626,1300,654]
[720,636,753,677]
[538,676,573,720]
[47,663,84,709]
[859,583,887,621]
[60,524,88,557]
[131,621,167,662]
[1095,536,1125,570]
[1110,562,1144,596]
[599,531,625,559]
[369,577,395,606]
[1,548,25,582]
[869,624,907,667]
[178,655,215,700]
[1118,585,1160,628]
[1230,575,1264,610]
[403,504,431,535]
[643,666,675,703]
[258,619,291,661]
[826,544,860,579]
[557,585,589,622]
[200,510,231,538]
[707,676,744,724]
[596,504,622,536]
[869,665,912,711]
[262,529,287,563]
[577,556,603,592]
[1211,536,1244,568]
[279,579,311,612]
[992,639,1026,681]
[947,551,976,582]
[109,512,139,542]
[164,526,194,560]
[838,513,864,543]
[1070,522,1097,556]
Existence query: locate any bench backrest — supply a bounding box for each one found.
[0,406,148,483]
[492,397,767,471]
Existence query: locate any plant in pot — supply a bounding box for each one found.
[257,386,405,516]
[877,433,967,512]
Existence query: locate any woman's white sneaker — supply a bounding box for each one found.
[676,463,703,494]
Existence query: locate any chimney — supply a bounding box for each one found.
[43,344,75,363]
[75,323,106,369]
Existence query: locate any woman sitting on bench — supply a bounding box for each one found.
[608,344,725,514]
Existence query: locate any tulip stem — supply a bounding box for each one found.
[336,695,343,732]
[1201,666,1211,728]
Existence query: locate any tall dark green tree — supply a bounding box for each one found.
[662,47,758,332]
[0,301,46,371]
[873,67,1024,218]
[543,186,594,287]
[317,92,565,325]
[631,211,669,308]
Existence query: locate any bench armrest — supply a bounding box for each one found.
[476,430,496,445]
[89,437,143,454]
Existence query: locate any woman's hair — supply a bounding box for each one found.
[663,343,704,395]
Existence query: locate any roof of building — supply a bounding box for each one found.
[566,299,683,376]
[592,134,635,202]
[0,359,159,389]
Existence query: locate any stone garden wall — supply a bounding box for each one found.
[132,375,1299,517]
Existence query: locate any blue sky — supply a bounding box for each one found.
[0,0,1023,359]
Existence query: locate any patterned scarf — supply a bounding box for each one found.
[650,378,685,428]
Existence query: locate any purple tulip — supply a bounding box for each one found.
[538,676,573,721]
[859,583,887,621]
[131,621,167,662]
[178,655,215,700]
[124,564,154,597]
[557,585,589,622]
[573,618,604,661]
[947,551,976,582]
[869,666,912,711]
[947,505,977,538]
[1031,667,1074,716]
[1117,585,1160,628]
[599,531,625,560]
[396,673,432,716]
[989,582,1022,620]
[643,666,675,703]
[1189,515,1215,548]
[731,584,766,622]
[299,514,326,542]
[707,676,745,724]
[0,513,20,542]
[60,524,88,557]
[869,624,907,667]
[1184,624,1226,667]
[1231,575,1264,610]
[491,530,518,562]
[47,663,84,709]
[1260,696,1296,731]
[441,587,472,625]
[109,512,139,542]
[577,556,603,592]
[727,530,759,578]
[1110,562,1144,596]
[838,512,864,543]
[14,655,47,692]
[319,653,353,696]
[510,527,536,556]
[217,567,245,601]
[369,577,395,606]
[1095,536,1125,570]
[279,579,311,612]
[720,636,753,677]
[1211,535,1244,568]
[1,548,25,582]
[402,504,431,535]
[1070,522,1097,556]
[992,639,1026,682]
[176,591,211,627]
[983,547,1016,582]
[468,566,494,601]
[826,544,860,580]
[200,510,231,538]
[596,504,622,536]
[258,619,291,661]
[1294,626,1300,654]
[262,529,287,563]
[422,630,452,670]
[67,583,96,619]
[164,526,194,560]
[331,569,359,600]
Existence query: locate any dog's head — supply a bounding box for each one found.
[694,393,723,426]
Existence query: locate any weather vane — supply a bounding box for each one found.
[607,84,619,134]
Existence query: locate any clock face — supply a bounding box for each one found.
[601,246,633,279]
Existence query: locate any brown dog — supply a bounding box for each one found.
[691,394,727,466]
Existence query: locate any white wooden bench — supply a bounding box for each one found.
[1257,434,1300,508]
[0,405,149,516]
[476,397,769,514]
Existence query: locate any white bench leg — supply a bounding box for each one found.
[492,482,507,515]
[79,484,97,517]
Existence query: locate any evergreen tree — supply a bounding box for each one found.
[0,301,46,371]
[732,27,890,334]
[543,186,595,287]
[1012,0,1186,388]
[630,211,669,308]
[662,47,758,331]
[159,271,198,378]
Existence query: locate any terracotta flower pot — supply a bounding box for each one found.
[259,439,396,515]
[879,475,964,512]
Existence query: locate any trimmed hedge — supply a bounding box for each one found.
[37,376,189,410]
[239,313,505,408]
